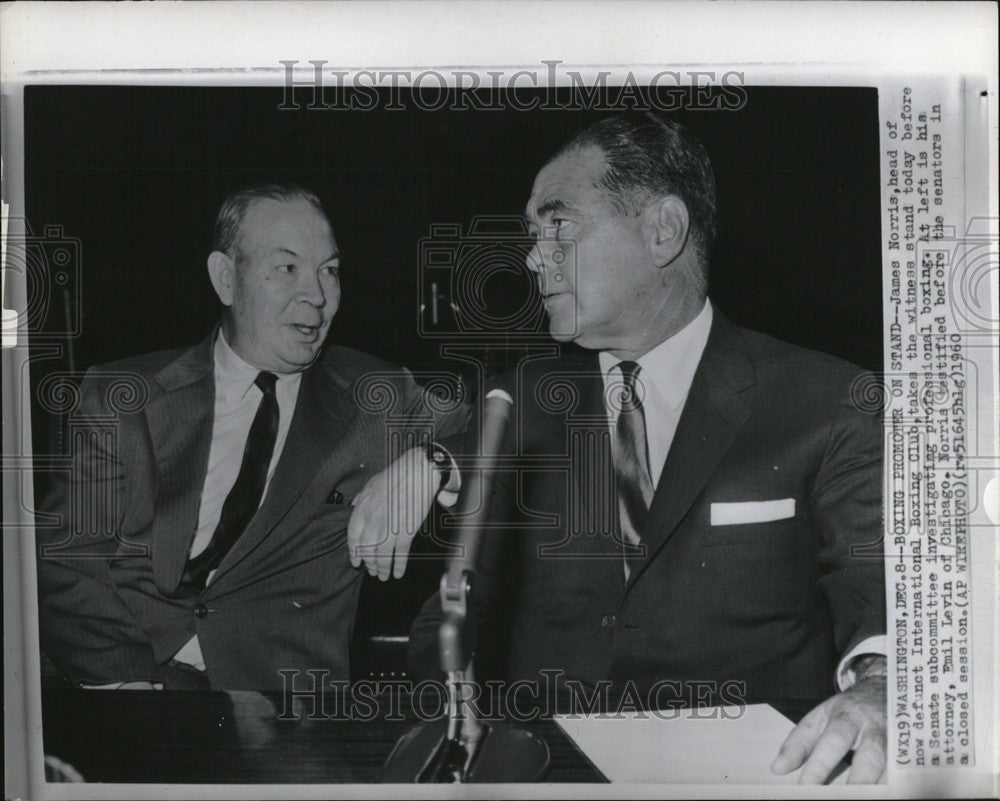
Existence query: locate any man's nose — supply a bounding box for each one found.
[525,242,543,274]
[297,270,327,306]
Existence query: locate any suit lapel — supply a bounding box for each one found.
[206,349,359,585]
[624,311,756,592]
[146,332,216,592]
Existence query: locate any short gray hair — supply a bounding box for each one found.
[212,183,326,259]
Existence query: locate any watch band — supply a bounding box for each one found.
[423,441,452,490]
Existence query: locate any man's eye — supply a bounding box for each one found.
[320,264,340,278]
[545,219,571,236]
[277,263,296,274]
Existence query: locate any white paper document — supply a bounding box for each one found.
[554,704,849,784]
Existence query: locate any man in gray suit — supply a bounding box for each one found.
[36,184,466,690]
[410,114,887,783]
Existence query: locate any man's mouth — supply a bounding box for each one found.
[291,323,321,337]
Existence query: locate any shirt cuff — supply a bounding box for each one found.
[836,635,888,690]
[435,452,461,507]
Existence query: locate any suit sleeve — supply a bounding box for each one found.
[396,367,471,453]
[35,370,159,685]
[810,372,886,660]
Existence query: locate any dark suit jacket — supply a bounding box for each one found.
[410,310,885,706]
[36,330,468,690]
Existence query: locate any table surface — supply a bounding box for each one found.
[41,688,818,784]
[41,687,606,783]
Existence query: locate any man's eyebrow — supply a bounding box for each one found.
[534,199,569,219]
[268,247,341,262]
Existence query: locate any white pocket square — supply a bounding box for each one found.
[710,498,796,526]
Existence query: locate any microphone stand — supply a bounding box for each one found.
[381,391,550,783]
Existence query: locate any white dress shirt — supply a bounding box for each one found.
[172,332,303,670]
[598,299,883,690]
[598,299,714,489]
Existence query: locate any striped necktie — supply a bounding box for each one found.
[613,361,654,576]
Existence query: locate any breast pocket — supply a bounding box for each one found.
[702,513,805,555]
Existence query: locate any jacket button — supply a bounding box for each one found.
[194,604,208,619]
[601,614,616,628]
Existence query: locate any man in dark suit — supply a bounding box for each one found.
[37,184,466,691]
[410,114,886,782]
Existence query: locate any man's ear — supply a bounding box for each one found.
[207,251,236,307]
[644,195,690,268]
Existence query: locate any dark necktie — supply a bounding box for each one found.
[613,361,654,570]
[181,371,279,593]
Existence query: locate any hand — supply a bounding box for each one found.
[348,446,441,581]
[771,674,887,784]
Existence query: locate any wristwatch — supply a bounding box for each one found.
[423,441,452,490]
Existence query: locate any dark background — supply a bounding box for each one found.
[24,84,882,679]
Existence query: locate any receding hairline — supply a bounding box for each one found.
[229,195,335,261]
[527,144,624,218]
[213,182,330,260]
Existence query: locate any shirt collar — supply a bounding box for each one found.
[598,298,713,410]
[213,331,301,406]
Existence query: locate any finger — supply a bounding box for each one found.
[846,725,887,784]
[374,522,398,582]
[361,521,381,576]
[376,546,393,580]
[348,479,380,558]
[347,508,364,568]
[357,516,385,573]
[797,713,858,784]
[771,703,828,774]
[357,484,397,574]
[363,520,387,576]
[392,531,415,579]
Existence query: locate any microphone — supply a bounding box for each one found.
[381,389,550,782]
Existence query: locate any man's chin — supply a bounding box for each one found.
[281,342,326,371]
[547,318,578,343]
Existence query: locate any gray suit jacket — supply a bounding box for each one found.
[37,330,468,689]
[411,310,884,705]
